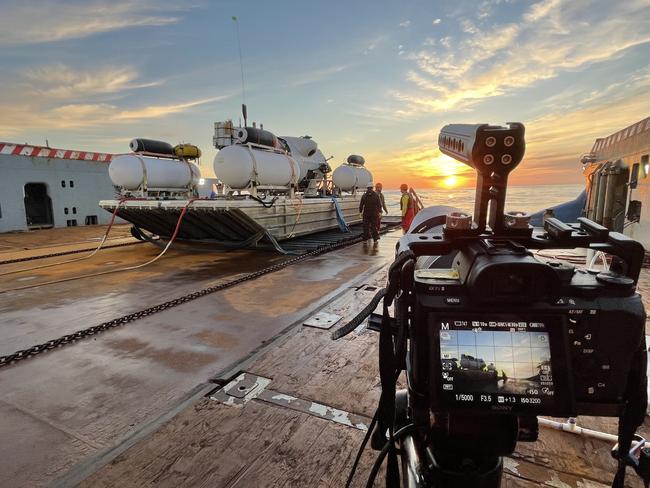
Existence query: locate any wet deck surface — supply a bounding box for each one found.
[1,225,649,487]
[72,278,650,488]
[0,225,396,487]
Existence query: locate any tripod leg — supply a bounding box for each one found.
[426,450,503,488]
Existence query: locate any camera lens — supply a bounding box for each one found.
[504,136,515,147]
[501,154,512,165]
[486,136,496,147]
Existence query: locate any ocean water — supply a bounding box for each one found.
[380,184,584,216]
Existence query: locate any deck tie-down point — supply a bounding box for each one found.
[211,372,369,431]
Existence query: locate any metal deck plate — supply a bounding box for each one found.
[303,312,342,329]
[211,373,271,405]
[211,372,369,431]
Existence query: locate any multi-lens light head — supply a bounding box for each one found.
[438,123,526,233]
[438,123,525,172]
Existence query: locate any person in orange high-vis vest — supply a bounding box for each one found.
[400,183,415,232]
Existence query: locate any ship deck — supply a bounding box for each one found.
[1,225,650,487]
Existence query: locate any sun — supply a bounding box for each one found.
[442,175,458,188]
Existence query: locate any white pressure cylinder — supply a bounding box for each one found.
[109,154,201,190]
[332,164,373,191]
[282,136,324,177]
[213,144,299,189]
[288,137,318,157]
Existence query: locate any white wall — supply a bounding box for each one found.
[0,154,117,232]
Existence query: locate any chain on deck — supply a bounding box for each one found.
[0,225,398,369]
[0,240,142,266]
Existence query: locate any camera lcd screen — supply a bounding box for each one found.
[437,317,556,411]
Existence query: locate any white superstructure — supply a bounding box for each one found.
[0,142,117,232]
[582,116,650,248]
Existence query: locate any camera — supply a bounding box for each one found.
[334,123,648,488]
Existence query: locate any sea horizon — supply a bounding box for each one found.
[380,183,583,215]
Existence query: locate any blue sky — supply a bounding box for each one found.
[1,0,649,187]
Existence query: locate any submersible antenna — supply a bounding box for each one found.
[231,15,248,126]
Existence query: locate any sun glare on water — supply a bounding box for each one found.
[424,153,467,189]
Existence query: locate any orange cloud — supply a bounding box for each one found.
[364,74,650,189]
[362,141,475,189]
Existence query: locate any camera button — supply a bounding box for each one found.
[444,297,462,305]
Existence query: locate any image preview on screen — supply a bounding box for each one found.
[438,320,555,406]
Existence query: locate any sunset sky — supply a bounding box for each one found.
[1,0,649,188]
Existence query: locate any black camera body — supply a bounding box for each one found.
[399,123,646,425]
[391,200,648,486]
[408,237,646,420]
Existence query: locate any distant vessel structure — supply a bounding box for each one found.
[581,116,650,248]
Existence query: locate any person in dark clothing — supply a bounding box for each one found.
[375,182,388,214]
[359,183,381,242]
[375,182,388,233]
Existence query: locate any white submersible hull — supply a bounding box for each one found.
[98,196,362,244]
[101,130,371,248]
